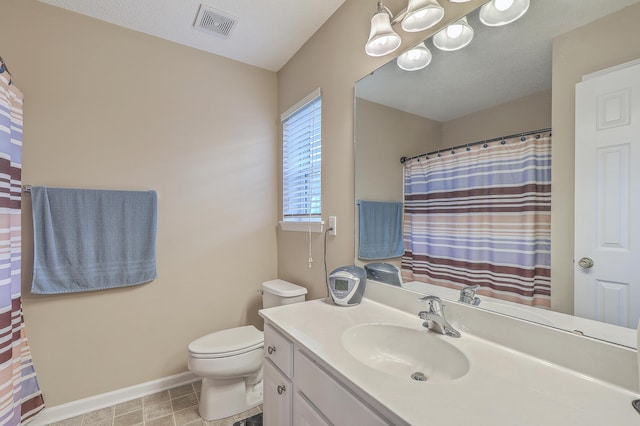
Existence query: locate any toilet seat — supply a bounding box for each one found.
[188,325,263,359]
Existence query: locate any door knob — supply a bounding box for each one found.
[578,257,594,268]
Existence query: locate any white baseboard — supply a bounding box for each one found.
[27,371,200,426]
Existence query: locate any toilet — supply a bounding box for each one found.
[187,279,307,421]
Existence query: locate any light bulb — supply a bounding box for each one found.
[479,0,529,27]
[396,42,432,71]
[446,24,463,38]
[413,9,428,19]
[494,0,514,11]
[375,36,390,46]
[407,50,421,61]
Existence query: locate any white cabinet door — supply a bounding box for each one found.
[263,360,292,426]
[575,60,640,328]
[294,349,391,426]
[293,392,330,426]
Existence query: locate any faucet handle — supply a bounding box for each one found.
[461,284,479,294]
[418,295,443,312]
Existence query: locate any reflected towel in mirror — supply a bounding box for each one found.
[358,200,403,260]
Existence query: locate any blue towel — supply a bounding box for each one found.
[31,187,158,294]
[358,200,404,260]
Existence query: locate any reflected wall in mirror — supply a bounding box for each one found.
[354,0,640,348]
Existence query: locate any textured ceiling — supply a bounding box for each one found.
[356,0,640,122]
[37,0,347,72]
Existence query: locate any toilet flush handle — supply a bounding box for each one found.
[267,346,276,355]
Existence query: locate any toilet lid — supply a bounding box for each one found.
[188,326,264,359]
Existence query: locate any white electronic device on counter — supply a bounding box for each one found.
[328,266,366,306]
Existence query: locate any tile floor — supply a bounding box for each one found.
[49,381,262,426]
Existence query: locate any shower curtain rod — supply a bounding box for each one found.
[400,127,552,164]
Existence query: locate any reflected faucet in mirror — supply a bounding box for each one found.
[459,285,481,306]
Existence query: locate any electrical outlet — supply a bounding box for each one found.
[328,216,337,236]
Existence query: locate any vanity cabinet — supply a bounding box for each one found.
[263,323,391,426]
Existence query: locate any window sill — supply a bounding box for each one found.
[279,220,325,233]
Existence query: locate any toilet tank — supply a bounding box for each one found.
[262,279,307,309]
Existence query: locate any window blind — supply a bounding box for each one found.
[282,93,321,221]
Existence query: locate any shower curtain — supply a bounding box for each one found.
[0,68,45,423]
[402,132,552,307]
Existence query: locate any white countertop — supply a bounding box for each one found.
[260,298,640,425]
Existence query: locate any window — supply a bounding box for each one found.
[280,89,322,232]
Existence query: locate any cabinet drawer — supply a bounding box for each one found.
[294,349,390,426]
[264,324,293,377]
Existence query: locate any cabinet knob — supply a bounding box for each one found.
[277,385,286,395]
[267,346,276,354]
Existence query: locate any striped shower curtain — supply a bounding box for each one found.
[0,69,45,423]
[401,132,552,307]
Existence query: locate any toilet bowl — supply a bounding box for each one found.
[187,279,307,421]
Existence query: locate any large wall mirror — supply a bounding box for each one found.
[355,0,640,348]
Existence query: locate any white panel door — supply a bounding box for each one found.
[574,60,640,328]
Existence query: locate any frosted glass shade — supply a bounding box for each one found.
[480,0,530,26]
[401,0,445,32]
[365,11,402,57]
[397,42,432,71]
[433,17,474,51]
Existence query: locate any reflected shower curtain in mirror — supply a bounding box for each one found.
[401,132,552,307]
[0,70,45,423]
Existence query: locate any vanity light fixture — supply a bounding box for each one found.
[479,0,530,27]
[401,0,445,32]
[396,42,432,71]
[433,16,474,51]
[365,1,402,57]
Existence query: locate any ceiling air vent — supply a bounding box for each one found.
[194,5,237,39]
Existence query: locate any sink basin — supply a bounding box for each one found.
[341,324,469,382]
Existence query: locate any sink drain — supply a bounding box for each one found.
[411,372,427,381]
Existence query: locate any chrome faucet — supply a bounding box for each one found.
[418,295,461,338]
[458,284,481,306]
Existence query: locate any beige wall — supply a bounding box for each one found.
[2,1,277,405]
[276,0,486,300]
[551,2,640,314]
[355,98,441,202]
[442,90,551,147]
